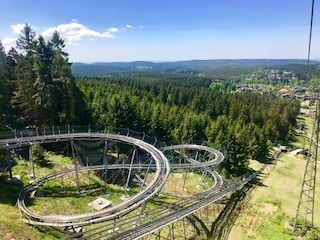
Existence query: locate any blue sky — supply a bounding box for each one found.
[1,0,319,62]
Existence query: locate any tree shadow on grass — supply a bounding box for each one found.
[0,173,24,205]
[250,175,267,187]
[184,185,252,240]
[35,226,66,239]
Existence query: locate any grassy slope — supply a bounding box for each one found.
[5,152,312,240]
[228,144,320,239]
[0,176,48,240]
[0,152,212,239]
[0,154,71,240]
[0,108,317,239]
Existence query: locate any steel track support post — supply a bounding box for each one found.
[29,143,35,180]
[195,150,199,161]
[138,201,147,224]
[138,149,141,165]
[142,132,145,141]
[182,168,188,192]
[112,218,116,231]
[61,174,64,189]
[179,150,184,165]
[206,206,209,223]
[117,142,120,160]
[140,157,153,192]
[71,140,81,194]
[124,148,136,197]
[86,157,90,186]
[6,145,13,180]
[200,169,207,185]
[103,140,108,193]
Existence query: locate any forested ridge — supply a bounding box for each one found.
[0,24,301,176]
[76,74,300,175]
[71,59,319,76]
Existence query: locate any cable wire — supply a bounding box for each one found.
[307,0,315,65]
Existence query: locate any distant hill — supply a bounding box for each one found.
[72,59,319,76]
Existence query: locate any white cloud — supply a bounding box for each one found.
[108,27,119,33]
[5,21,139,50]
[2,37,16,45]
[41,21,118,45]
[11,24,26,34]
[11,23,37,34]
[1,37,16,51]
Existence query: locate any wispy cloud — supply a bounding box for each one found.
[2,21,139,50]
[11,23,37,34]
[122,24,135,31]
[2,37,16,51]
[108,27,119,33]
[11,24,25,34]
[41,22,117,45]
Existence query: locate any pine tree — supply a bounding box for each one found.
[0,41,6,127]
[10,24,89,127]
[16,24,36,55]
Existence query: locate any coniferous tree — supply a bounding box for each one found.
[3,48,18,127]
[16,24,36,55]
[11,51,37,126]
[0,41,6,127]
[33,35,55,125]
[10,24,38,126]
[6,48,18,81]
[74,72,301,176]
[10,24,90,127]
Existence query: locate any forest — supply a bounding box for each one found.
[0,24,304,176]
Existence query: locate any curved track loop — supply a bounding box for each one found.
[162,144,225,168]
[161,144,224,197]
[2,132,170,227]
[0,129,240,239]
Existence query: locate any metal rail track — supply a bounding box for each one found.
[0,128,248,240]
[12,133,170,227]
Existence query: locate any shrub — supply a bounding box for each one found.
[32,144,47,166]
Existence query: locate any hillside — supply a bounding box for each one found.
[227,109,320,240]
[71,59,318,76]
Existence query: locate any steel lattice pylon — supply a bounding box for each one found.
[293,99,319,234]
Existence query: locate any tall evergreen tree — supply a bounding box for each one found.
[11,53,37,126]
[50,31,68,59]
[0,41,6,127]
[10,23,89,127]
[33,35,55,125]
[49,31,88,125]
[6,48,18,81]
[16,24,36,55]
